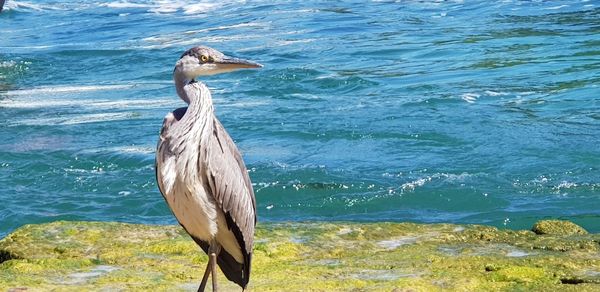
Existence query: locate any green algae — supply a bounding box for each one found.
[1,220,599,291]
[532,220,589,236]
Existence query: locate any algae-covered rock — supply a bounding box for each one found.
[532,220,588,235]
[1,220,599,291]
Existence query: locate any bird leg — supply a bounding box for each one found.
[209,242,222,292]
[198,241,221,292]
[211,251,218,292]
[198,256,212,292]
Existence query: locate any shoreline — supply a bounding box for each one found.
[1,220,599,290]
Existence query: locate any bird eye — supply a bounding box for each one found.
[200,55,209,63]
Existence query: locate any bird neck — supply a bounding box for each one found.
[174,70,213,107]
[173,70,214,136]
[174,70,193,104]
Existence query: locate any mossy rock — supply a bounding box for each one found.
[1,220,599,291]
[532,220,588,236]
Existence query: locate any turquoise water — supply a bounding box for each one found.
[1,1,599,237]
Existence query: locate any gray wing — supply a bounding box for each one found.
[155,107,187,199]
[205,117,256,284]
[206,118,256,244]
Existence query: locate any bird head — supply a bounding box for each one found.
[175,46,262,79]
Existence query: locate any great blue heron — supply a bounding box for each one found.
[156,46,261,291]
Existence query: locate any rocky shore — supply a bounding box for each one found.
[1,220,599,291]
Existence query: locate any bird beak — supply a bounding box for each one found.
[216,56,263,71]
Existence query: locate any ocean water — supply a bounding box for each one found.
[0,0,599,237]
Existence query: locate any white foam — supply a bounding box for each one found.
[216,99,270,108]
[545,5,568,10]
[182,3,218,14]
[140,22,267,49]
[484,90,509,97]
[100,0,219,14]
[140,34,259,49]
[15,112,136,126]
[0,99,73,108]
[0,45,56,50]
[148,2,179,14]
[461,93,480,103]
[5,0,222,14]
[118,191,132,196]
[554,181,578,190]
[183,22,269,35]
[0,83,178,109]
[399,172,474,193]
[519,91,537,95]
[3,84,135,96]
[401,177,432,191]
[4,1,48,11]
[147,0,219,14]
[0,95,177,110]
[6,0,229,14]
[75,146,155,157]
[275,39,317,46]
[109,146,155,154]
[287,93,321,101]
[440,172,472,182]
[0,61,18,68]
[101,2,152,9]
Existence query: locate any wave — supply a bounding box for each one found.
[150,2,218,15]
[4,0,223,14]
[0,45,58,51]
[109,146,154,154]
[139,22,268,49]
[459,90,525,104]
[0,83,177,110]
[544,5,569,10]
[140,34,260,50]
[2,1,64,12]
[100,0,220,15]
[101,2,151,9]
[77,145,155,155]
[0,60,19,68]
[0,97,176,109]
[397,172,475,194]
[215,99,270,108]
[2,84,136,96]
[461,93,480,104]
[14,112,137,126]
